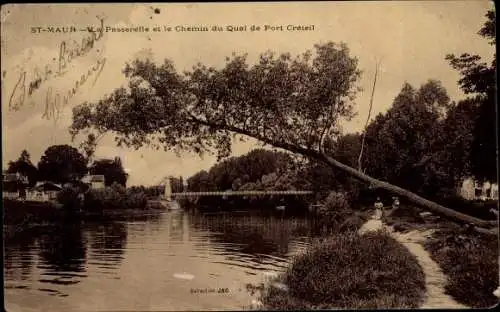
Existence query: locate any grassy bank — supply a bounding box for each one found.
[260,230,426,309]
[3,199,64,224]
[382,201,499,308]
[424,228,499,308]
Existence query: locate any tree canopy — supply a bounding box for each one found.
[446,10,496,182]
[89,157,128,187]
[6,150,38,187]
[362,80,453,196]
[187,148,303,192]
[71,42,360,160]
[37,145,88,184]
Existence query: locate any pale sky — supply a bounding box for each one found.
[1,2,495,186]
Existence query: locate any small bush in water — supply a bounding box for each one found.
[261,230,426,309]
[314,191,358,233]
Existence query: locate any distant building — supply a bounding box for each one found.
[2,172,29,199]
[459,177,498,201]
[26,181,63,202]
[2,172,28,185]
[460,179,475,200]
[81,175,106,189]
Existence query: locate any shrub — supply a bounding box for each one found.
[323,191,351,211]
[56,186,82,211]
[337,180,363,207]
[384,204,426,225]
[338,213,368,232]
[261,230,426,309]
[424,229,499,308]
[84,183,148,210]
[320,191,351,216]
[312,191,372,235]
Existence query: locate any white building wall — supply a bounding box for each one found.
[26,191,50,202]
[91,181,105,189]
[460,177,498,201]
[491,184,499,200]
[2,191,19,199]
[460,178,475,200]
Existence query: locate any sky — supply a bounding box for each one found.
[1,1,495,186]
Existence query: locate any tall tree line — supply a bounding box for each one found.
[5,145,128,187]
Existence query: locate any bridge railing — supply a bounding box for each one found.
[170,190,314,197]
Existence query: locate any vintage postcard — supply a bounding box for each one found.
[2,2,498,311]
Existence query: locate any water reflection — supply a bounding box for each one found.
[169,211,185,242]
[4,228,38,282]
[189,213,312,273]
[88,222,127,271]
[4,210,313,311]
[37,223,87,286]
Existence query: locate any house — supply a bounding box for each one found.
[65,180,91,194]
[459,177,499,201]
[26,181,63,202]
[2,172,29,199]
[491,183,499,200]
[460,179,475,200]
[81,174,105,189]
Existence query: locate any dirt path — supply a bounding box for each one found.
[359,216,469,309]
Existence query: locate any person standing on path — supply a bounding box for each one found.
[374,197,384,220]
[388,196,400,215]
[392,196,400,209]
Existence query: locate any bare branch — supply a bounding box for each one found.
[358,58,381,171]
[319,98,340,154]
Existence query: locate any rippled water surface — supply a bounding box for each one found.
[4,211,314,311]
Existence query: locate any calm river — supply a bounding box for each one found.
[4,210,314,311]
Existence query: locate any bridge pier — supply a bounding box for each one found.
[163,177,172,201]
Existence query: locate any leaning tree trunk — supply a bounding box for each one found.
[192,118,498,233]
[315,152,497,230]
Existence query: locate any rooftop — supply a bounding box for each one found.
[82,175,105,183]
[3,173,27,182]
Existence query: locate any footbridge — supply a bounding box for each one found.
[171,190,314,197]
[160,177,313,199]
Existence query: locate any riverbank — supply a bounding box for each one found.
[3,199,166,239]
[259,219,427,309]
[255,208,498,310]
[359,219,468,309]
[423,227,499,308]
[383,205,499,308]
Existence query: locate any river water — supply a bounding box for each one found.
[4,210,314,311]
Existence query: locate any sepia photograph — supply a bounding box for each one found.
[1,2,498,311]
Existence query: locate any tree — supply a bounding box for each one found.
[89,157,128,187]
[187,170,214,192]
[446,10,496,182]
[70,42,496,230]
[38,145,88,184]
[424,98,478,195]
[187,149,297,192]
[170,176,184,193]
[362,80,452,197]
[79,133,99,162]
[6,150,38,187]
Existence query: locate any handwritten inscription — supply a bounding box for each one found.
[42,58,106,121]
[8,16,106,118]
